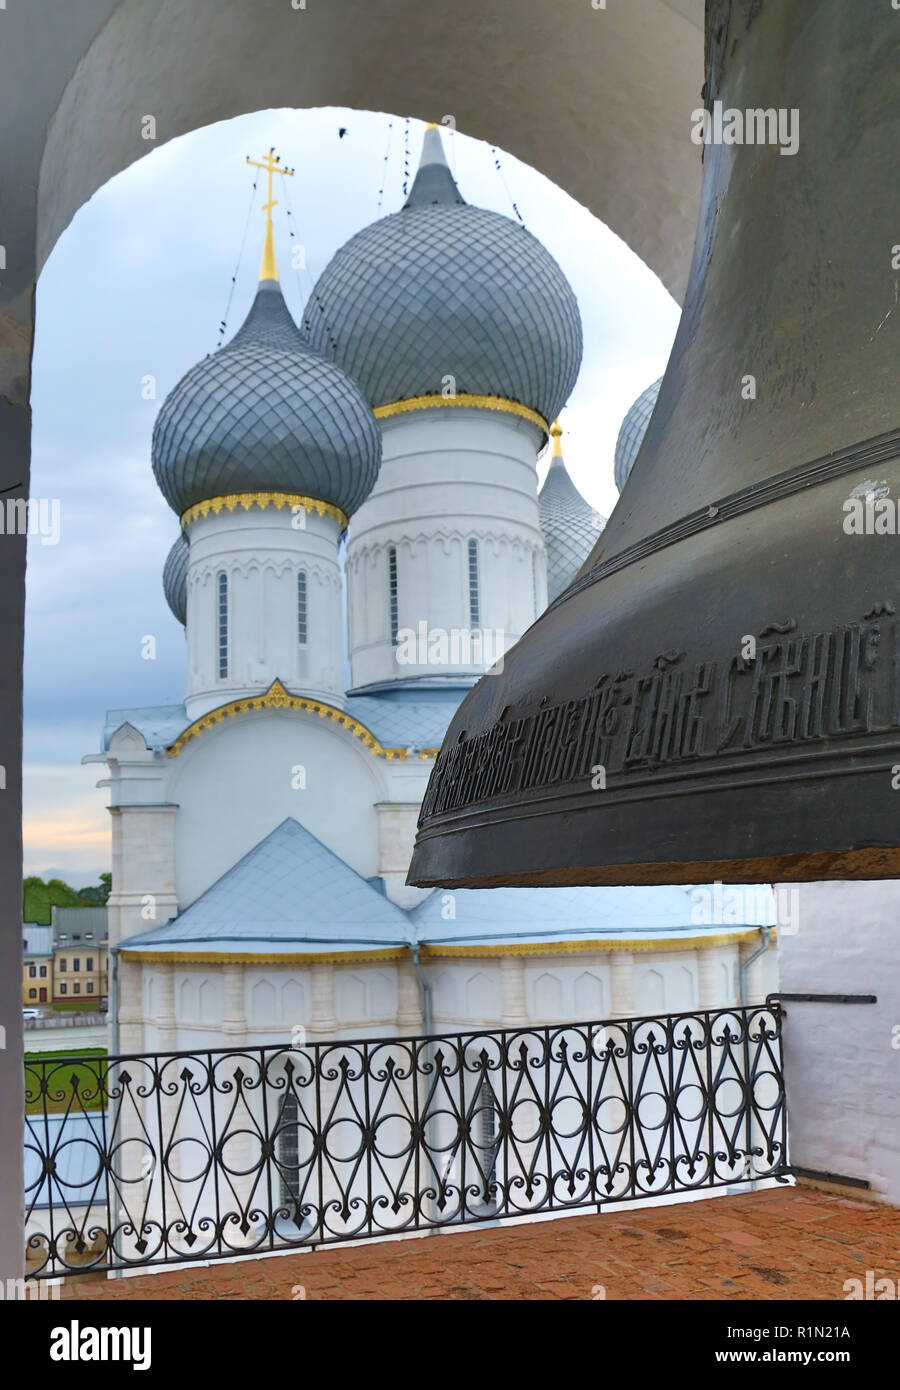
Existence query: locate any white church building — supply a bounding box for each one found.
[85,127,777,1059]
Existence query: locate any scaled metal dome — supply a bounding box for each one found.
[163,532,188,625]
[614,377,662,493]
[304,128,583,426]
[152,277,381,519]
[539,424,606,603]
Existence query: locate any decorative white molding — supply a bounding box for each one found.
[347,528,544,571]
[189,555,338,587]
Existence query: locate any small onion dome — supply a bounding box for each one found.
[304,126,582,426]
[163,532,188,624]
[539,422,606,603]
[152,274,381,520]
[614,376,662,493]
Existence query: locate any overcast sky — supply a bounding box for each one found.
[24,106,679,885]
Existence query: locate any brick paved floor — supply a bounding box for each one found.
[59,1188,898,1301]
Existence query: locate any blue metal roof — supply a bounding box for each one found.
[102,704,188,752]
[101,689,465,756]
[119,817,412,954]
[23,923,53,957]
[345,692,464,750]
[410,883,775,948]
[119,809,774,959]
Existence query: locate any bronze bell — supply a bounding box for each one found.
[410,0,900,889]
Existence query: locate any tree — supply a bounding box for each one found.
[23,872,111,924]
[76,872,111,906]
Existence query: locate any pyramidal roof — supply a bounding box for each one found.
[118,819,775,960]
[539,423,606,602]
[119,818,411,955]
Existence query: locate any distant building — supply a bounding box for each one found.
[50,906,108,1005]
[22,924,52,1006]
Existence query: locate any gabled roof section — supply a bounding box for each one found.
[102,704,188,753]
[119,817,412,956]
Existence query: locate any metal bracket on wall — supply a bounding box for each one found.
[788,1166,871,1190]
[766,993,877,1007]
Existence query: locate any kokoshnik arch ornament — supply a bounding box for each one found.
[410,0,900,889]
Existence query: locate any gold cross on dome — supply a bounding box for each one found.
[246,147,295,281]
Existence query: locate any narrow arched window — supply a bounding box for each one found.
[388,545,399,646]
[532,548,542,618]
[297,570,308,647]
[217,571,228,678]
[468,538,480,627]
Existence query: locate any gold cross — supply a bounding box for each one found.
[246,148,294,280]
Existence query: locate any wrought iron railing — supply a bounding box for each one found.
[24,1003,786,1278]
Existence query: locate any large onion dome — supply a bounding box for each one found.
[614,377,662,493]
[304,126,582,426]
[152,260,381,520]
[539,423,606,603]
[163,532,188,624]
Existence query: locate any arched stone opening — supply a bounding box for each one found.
[2,0,705,1277]
[36,0,703,291]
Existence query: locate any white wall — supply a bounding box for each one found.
[374,802,431,910]
[166,708,389,907]
[779,880,900,1205]
[127,939,767,1054]
[103,732,179,948]
[185,502,343,717]
[424,942,754,1031]
[346,407,546,690]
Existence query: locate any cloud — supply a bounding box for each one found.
[23,763,110,879]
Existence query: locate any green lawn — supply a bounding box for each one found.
[24,1049,108,1114]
